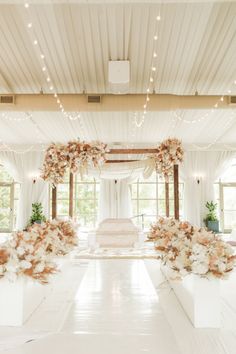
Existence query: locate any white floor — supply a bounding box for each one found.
[1,258,236,354]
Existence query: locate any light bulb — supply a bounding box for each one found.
[152,67,156,71]
[154,35,158,40]
[156,15,161,21]
[150,77,154,82]
[42,66,46,71]
[147,96,150,102]
[49,86,53,91]
[153,52,157,58]
[27,23,32,28]
[40,54,45,59]
[46,77,50,82]
[33,40,38,45]
[24,3,29,8]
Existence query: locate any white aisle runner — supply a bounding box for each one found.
[5,260,181,354]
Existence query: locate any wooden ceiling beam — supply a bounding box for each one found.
[0,94,231,111]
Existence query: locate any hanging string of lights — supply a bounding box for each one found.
[23,1,86,140]
[133,8,161,129]
[1,111,32,122]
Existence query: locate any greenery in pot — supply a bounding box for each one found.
[29,202,46,226]
[204,201,219,232]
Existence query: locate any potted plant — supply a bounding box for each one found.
[29,202,46,226]
[204,201,219,233]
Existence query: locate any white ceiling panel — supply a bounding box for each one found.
[0,2,235,95]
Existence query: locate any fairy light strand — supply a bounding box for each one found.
[133,9,161,130]
[23,1,86,139]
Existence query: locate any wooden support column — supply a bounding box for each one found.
[69,172,74,218]
[165,182,170,217]
[52,186,57,219]
[174,165,179,220]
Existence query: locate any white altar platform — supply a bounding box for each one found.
[93,218,141,248]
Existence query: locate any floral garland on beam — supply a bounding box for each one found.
[41,140,108,185]
[151,138,184,180]
[148,217,236,279]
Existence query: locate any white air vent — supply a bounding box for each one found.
[87,95,101,103]
[228,96,236,105]
[0,95,15,104]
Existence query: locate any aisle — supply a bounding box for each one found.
[5,260,181,354]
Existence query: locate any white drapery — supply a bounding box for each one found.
[94,159,155,221]
[89,160,155,222]
[98,179,132,221]
[181,151,235,226]
[0,151,49,230]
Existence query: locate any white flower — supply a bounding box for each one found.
[16,247,25,256]
[191,262,209,275]
[19,260,32,269]
[34,263,45,273]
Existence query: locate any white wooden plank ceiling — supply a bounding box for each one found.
[0,1,235,148]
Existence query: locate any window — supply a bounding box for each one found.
[0,165,20,232]
[131,172,184,228]
[50,173,99,229]
[215,159,236,232]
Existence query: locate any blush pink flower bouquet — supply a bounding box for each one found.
[41,140,108,185]
[149,217,236,279]
[0,220,77,283]
[151,138,184,181]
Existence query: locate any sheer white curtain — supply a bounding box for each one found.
[181,151,235,226]
[92,160,154,222]
[98,179,132,221]
[0,151,49,230]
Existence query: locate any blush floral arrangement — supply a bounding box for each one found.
[148,217,236,279]
[41,140,108,185]
[151,138,184,180]
[0,220,77,283]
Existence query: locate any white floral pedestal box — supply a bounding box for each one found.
[0,277,52,326]
[161,265,221,328]
[95,219,139,248]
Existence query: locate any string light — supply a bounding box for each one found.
[192,112,236,150]
[23,1,86,138]
[133,8,162,130]
[1,112,32,122]
[0,115,46,153]
[173,95,225,125]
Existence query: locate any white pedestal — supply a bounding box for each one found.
[161,265,221,328]
[0,277,52,326]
